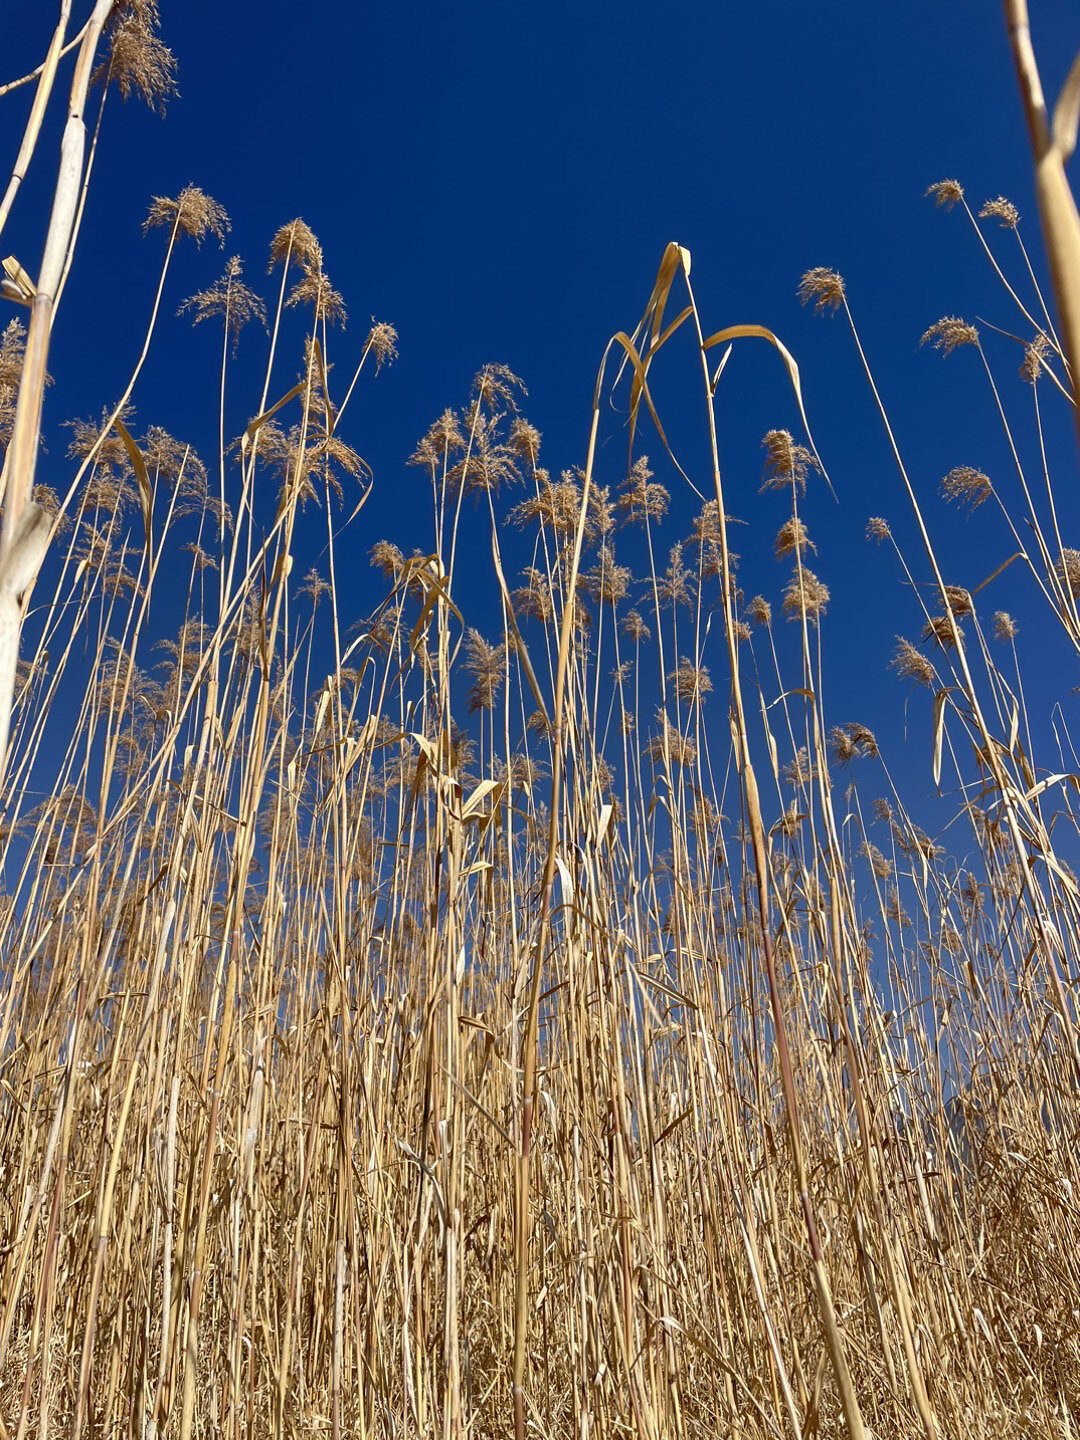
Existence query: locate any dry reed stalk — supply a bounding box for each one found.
[0,5,72,244]
[0,1,115,782]
[1005,0,1080,448]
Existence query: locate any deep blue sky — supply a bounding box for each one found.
[3,0,1078,839]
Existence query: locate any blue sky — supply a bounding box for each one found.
[3,0,1078,837]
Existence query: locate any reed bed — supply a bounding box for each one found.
[1,7,1079,1440]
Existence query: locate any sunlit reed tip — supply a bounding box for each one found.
[797,267,845,314]
[925,179,965,210]
[921,316,979,355]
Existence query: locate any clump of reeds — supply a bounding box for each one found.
[1,9,1079,1440]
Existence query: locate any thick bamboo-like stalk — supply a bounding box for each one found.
[0,3,72,244]
[1005,0,1080,448]
[0,0,114,783]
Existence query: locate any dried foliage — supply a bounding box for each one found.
[2,25,1080,1440]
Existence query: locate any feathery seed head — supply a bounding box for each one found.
[66,403,137,479]
[463,629,506,712]
[179,256,267,345]
[692,499,722,547]
[698,540,730,583]
[286,265,346,328]
[776,802,802,840]
[761,429,821,494]
[298,569,330,608]
[142,426,198,487]
[993,611,1018,641]
[471,363,526,414]
[866,516,891,542]
[922,614,962,649]
[893,637,936,686]
[658,543,692,608]
[979,196,1019,228]
[746,594,772,625]
[508,417,542,465]
[144,186,228,244]
[587,483,618,539]
[797,267,845,313]
[621,608,651,643]
[367,321,399,369]
[1020,333,1052,384]
[887,886,911,928]
[581,544,631,606]
[514,567,554,623]
[1055,548,1080,598]
[646,712,697,768]
[691,795,723,846]
[860,841,892,879]
[619,455,670,525]
[409,409,466,470]
[269,219,322,273]
[570,596,596,636]
[941,465,991,509]
[784,747,817,787]
[829,723,879,764]
[180,541,214,572]
[510,471,582,534]
[783,567,829,623]
[370,540,405,580]
[773,515,816,559]
[691,499,741,551]
[921,316,979,355]
[32,484,69,535]
[446,411,523,496]
[943,585,973,617]
[669,657,712,704]
[903,826,941,862]
[494,753,547,793]
[0,318,26,449]
[925,179,965,209]
[96,0,177,111]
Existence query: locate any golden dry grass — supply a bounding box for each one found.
[1,9,1080,1440]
